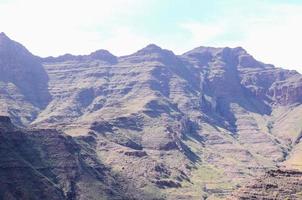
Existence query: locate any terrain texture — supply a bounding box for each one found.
[0,32,301,199]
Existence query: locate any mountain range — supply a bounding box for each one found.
[0,32,301,200]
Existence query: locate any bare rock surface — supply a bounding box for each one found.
[228,169,302,200]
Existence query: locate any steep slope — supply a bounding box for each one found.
[0,33,301,199]
[34,44,302,199]
[0,115,152,200]
[0,32,50,125]
[228,169,302,199]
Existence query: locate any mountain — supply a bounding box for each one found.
[0,32,51,125]
[0,33,301,199]
[0,115,144,200]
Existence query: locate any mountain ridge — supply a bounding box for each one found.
[0,33,301,199]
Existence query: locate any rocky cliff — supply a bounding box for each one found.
[228,169,302,199]
[0,33,51,125]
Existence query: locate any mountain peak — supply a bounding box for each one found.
[0,32,5,36]
[145,44,162,50]
[183,46,247,56]
[90,49,112,55]
[137,44,163,54]
[133,44,176,58]
[0,32,11,44]
[43,50,117,63]
[0,32,8,38]
[89,49,117,63]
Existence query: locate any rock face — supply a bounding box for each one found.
[228,169,302,199]
[0,116,138,200]
[0,33,302,199]
[0,32,51,125]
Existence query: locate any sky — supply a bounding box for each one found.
[0,0,301,72]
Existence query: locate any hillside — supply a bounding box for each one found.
[0,33,301,199]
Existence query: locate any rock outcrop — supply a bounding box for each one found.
[228,169,302,200]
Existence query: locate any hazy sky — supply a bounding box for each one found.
[0,0,301,72]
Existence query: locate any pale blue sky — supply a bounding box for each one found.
[0,0,301,72]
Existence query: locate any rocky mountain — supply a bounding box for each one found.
[0,116,149,200]
[228,169,302,199]
[0,32,51,125]
[0,33,301,199]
